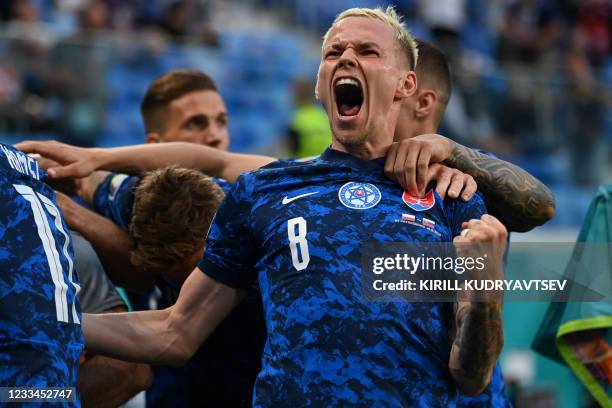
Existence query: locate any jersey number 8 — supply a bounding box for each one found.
[287,217,310,271]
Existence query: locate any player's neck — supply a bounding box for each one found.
[331,139,389,160]
[394,117,435,141]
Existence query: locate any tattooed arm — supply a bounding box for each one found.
[449,215,506,395]
[445,143,556,232]
[450,301,504,395]
[384,134,555,232]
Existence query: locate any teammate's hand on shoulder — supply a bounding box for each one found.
[427,164,477,201]
[15,140,102,179]
[29,154,84,196]
[384,134,454,195]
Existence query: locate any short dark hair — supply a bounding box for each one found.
[415,39,451,109]
[141,69,218,134]
[129,166,224,271]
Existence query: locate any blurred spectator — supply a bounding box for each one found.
[2,0,57,133]
[496,0,563,153]
[286,78,331,158]
[416,0,466,61]
[497,0,562,65]
[564,12,608,186]
[47,0,114,146]
[573,0,611,68]
[159,0,218,46]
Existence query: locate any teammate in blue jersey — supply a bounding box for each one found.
[56,7,509,407]
[0,143,83,405]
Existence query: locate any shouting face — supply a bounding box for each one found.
[316,16,416,156]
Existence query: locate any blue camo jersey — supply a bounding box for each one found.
[92,173,232,228]
[199,148,490,407]
[0,144,83,405]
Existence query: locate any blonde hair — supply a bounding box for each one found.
[322,6,418,70]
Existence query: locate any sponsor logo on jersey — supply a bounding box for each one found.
[282,191,319,205]
[402,189,435,211]
[338,182,381,210]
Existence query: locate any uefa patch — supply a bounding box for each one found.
[338,182,382,210]
[108,174,129,201]
[402,189,435,211]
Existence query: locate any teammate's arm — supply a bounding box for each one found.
[79,306,152,408]
[56,192,156,291]
[448,215,506,396]
[16,140,275,182]
[384,134,556,232]
[83,270,243,365]
[445,142,555,232]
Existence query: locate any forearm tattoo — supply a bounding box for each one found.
[445,144,556,232]
[452,302,503,388]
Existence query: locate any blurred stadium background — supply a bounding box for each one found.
[0,0,610,406]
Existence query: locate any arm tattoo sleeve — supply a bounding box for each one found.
[450,301,504,392]
[445,143,556,232]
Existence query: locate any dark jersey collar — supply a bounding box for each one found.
[319,147,386,174]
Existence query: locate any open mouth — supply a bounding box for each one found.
[334,77,363,117]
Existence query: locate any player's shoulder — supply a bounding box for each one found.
[0,143,44,182]
[99,172,139,199]
[211,177,232,194]
[241,155,325,181]
[442,190,487,222]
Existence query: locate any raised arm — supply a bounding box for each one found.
[449,215,506,395]
[384,134,556,232]
[83,269,243,365]
[16,140,275,182]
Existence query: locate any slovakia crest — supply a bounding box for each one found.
[338,182,381,210]
[402,189,435,211]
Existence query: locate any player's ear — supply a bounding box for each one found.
[395,71,417,100]
[146,132,162,144]
[415,89,437,119]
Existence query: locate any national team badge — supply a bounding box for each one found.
[338,182,382,210]
[402,189,435,211]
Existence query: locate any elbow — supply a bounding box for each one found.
[169,346,194,367]
[523,200,555,232]
[534,189,557,227]
[540,200,556,224]
[164,332,198,367]
[502,197,556,233]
